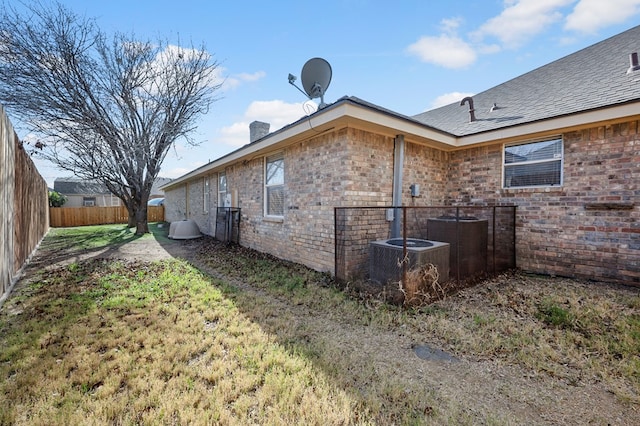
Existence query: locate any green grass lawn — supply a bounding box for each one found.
[40,223,169,251]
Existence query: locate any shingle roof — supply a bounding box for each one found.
[150,177,172,195]
[53,178,110,195]
[412,25,640,136]
[54,177,172,195]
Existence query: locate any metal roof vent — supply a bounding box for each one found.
[460,96,476,122]
[627,52,640,74]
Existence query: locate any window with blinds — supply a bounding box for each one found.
[503,138,563,188]
[265,153,284,216]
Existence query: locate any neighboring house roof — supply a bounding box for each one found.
[54,178,110,195]
[55,177,173,195]
[151,177,172,195]
[162,25,640,190]
[412,24,640,136]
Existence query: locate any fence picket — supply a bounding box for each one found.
[1,105,49,306]
[49,206,165,227]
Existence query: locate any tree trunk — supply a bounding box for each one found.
[134,204,149,235]
[125,204,136,228]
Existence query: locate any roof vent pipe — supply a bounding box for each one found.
[627,52,640,74]
[460,96,476,122]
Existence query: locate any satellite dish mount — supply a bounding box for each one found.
[288,57,332,109]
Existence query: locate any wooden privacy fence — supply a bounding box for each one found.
[1,105,49,306]
[50,205,165,227]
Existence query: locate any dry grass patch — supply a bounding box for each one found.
[3,226,639,425]
[194,240,640,417]
[0,259,364,425]
[406,273,640,403]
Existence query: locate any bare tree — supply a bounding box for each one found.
[0,1,221,234]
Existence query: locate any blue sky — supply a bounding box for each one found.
[22,0,640,186]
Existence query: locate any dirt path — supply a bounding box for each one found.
[17,230,640,425]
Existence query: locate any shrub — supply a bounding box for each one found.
[49,190,67,207]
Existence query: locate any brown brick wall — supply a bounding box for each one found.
[165,175,216,233]
[403,142,450,205]
[234,128,396,272]
[447,120,640,285]
[166,119,638,285]
[446,144,503,204]
[185,176,212,233]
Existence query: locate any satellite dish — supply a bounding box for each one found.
[300,57,332,109]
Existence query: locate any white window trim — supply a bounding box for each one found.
[203,176,210,214]
[264,152,284,218]
[502,137,564,189]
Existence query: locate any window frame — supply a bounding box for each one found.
[264,152,284,218]
[502,137,564,189]
[218,172,229,208]
[203,176,210,213]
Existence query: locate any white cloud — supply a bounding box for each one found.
[164,164,204,179]
[440,17,463,34]
[219,121,249,146]
[222,70,266,90]
[236,71,266,82]
[245,99,316,124]
[408,0,639,72]
[219,100,317,147]
[565,0,640,33]
[427,92,475,110]
[477,43,502,55]
[473,0,574,48]
[407,34,477,69]
[155,44,212,63]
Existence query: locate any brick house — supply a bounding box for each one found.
[162,25,640,285]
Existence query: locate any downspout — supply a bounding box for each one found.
[185,183,189,219]
[391,134,405,238]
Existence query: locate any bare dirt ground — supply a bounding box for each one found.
[15,229,640,425]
